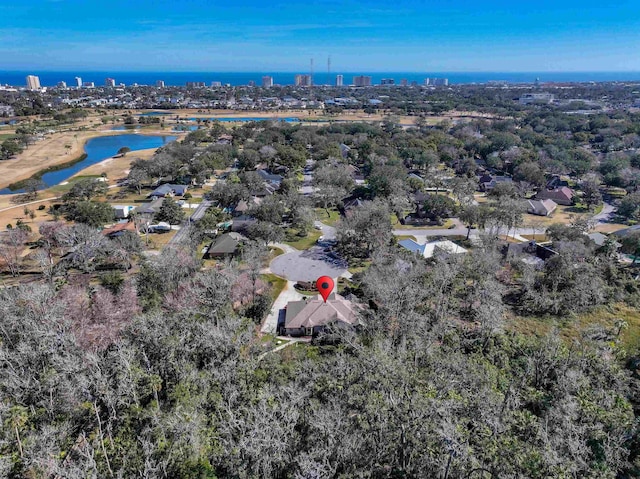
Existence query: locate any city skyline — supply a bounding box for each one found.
[1,0,640,72]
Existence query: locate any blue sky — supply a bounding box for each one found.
[1,0,639,71]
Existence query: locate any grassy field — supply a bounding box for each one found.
[145,229,178,249]
[509,302,640,352]
[391,216,454,230]
[395,235,417,242]
[314,208,341,226]
[262,273,287,302]
[520,234,549,242]
[268,246,285,261]
[348,259,372,275]
[284,229,321,250]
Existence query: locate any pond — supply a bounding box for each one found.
[188,117,300,122]
[0,133,177,194]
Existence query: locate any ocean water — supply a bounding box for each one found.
[2,71,640,88]
[0,133,176,194]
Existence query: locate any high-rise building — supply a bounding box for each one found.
[425,78,449,86]
[335,75,344,87]
[295,74,312,86]
[262,76,274,88]
[380,78,395,85]
[57,81,67,89]
[353,75,372,87]
[211,81,222,87]
[248,80,256,87]
[26,75,41,90]
[156,80,165,88]
[186,81,205,88]
[75,77,82,88]
[105,78,116,87]
[400,79,408,87]
[83,81,95,88]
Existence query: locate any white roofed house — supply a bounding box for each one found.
[398,239,468,259]
[112,205,135,219]
[527,199,557,217]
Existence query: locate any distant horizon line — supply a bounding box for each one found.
[5,69,640,74]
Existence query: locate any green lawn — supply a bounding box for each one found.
[0,134,15,141]
[348,259,372,275]
[395,235,417,242]
[268,246,285,261]
[314,208,341,226]
[593,203,604,215]
[391,215,454,230]
[284,229,321,250]
[262,273,287,302]
[47,175,102,195]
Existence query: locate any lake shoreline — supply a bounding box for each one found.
[0,132,176,195]
[0,126,173,190]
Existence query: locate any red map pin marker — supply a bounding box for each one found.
[316,276,334,303]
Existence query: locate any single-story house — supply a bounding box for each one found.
[612,225,640,239]
[112,205,135,219]
[546,176,569,189]
[399,239,468,259]
[148,184,189,198]
[231,215,258,233]
[233,197,261,217]
[527,199,557,217]
[280,293,362,337]
[132,198,164,216]
[479,175,512,192]
[256,169,284,186]
[341,197,365,217]
[205,232,243,258]
[588,232,621,249]
[252,184,277,197]
[233,199,250,216]
[536,187,574,206]
[101,221,136,238]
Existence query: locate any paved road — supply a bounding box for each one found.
[592,201,616,224]
[166,200,212,247]
[314,220,336,240]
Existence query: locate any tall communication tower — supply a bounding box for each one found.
[309,58,314,100]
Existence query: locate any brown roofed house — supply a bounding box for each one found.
[281,294,362,337]
[536,187,574,206]
[101,221,136,238]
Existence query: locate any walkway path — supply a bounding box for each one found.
[258,337,310,361]
[0,196,61,212]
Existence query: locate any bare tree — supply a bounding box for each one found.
[0,228,28,276]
